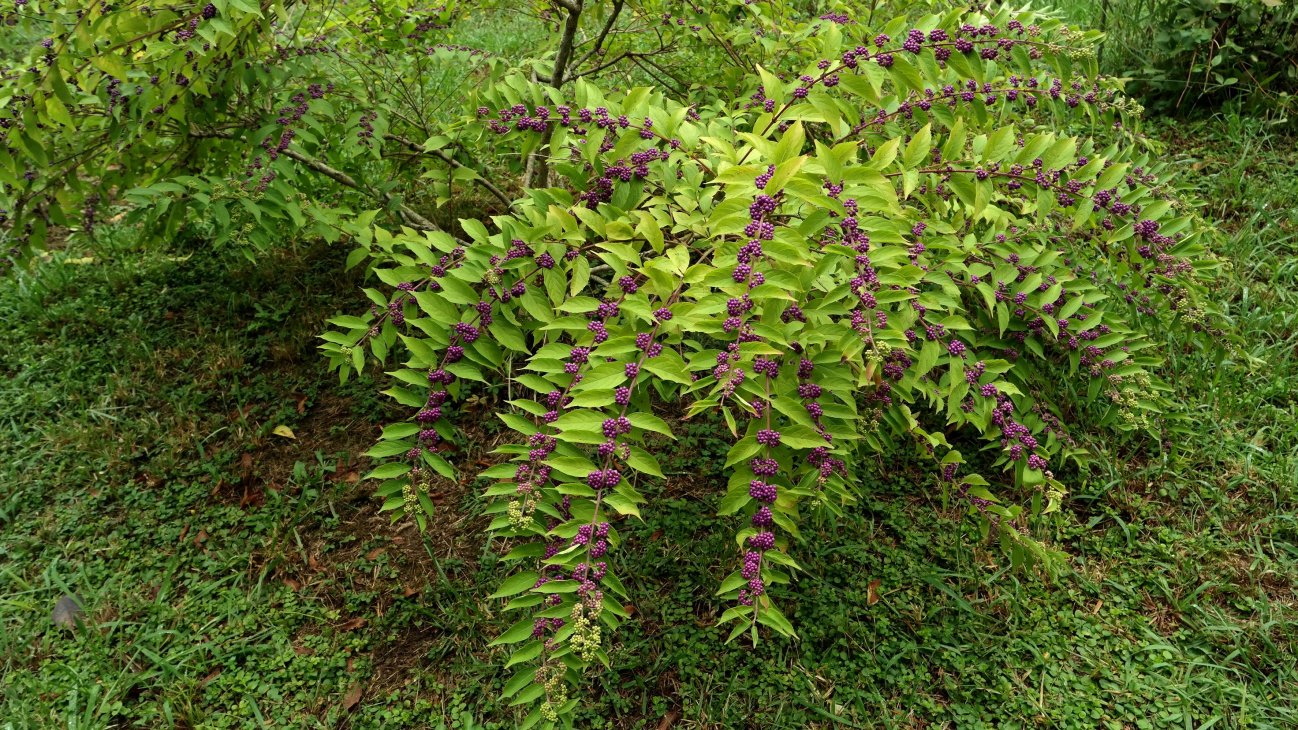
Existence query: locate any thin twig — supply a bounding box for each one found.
[573,0,625,70]
[189,128,441,231]
[384,133,515,211]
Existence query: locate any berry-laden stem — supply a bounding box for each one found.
[748,370,776,636]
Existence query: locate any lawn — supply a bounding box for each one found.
[1,110,1295,729]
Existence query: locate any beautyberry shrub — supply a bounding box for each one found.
[0,0,1221,726]
[321,4,1221,725]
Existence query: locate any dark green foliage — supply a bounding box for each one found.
[1084,0,1298,118]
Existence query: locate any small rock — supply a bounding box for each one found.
[51,594,84,629]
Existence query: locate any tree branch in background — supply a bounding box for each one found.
[188,128,441,232]
[705,23,748,70]
[573,0,625,71]
[629,54,686,97]
[527,0,584,188]
[551,0,584,87]
[383,133,516,211]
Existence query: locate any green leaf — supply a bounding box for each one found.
[510,683,546,706]
[365,463,411,481]
[498,411,538,435]
[461,218,490,243]
[772,122,806,164]
[44,97,73,127]
[500,667,537,697]
[903,123,932,169]
[755,602,798,638]
[603,492,641,518]
[365,441,412,458]
[545,456,598,478]
[505,641,543,669]
[626,447,665,478]
[413,291,457,322]
[628,412,673,438]
[766,155,807,194]
[636,211,665,253]
[719,605,753,625]
[717,571,747,595]
[437,277,478,305]
[569,255,591,296]
[643,358,692,385]
[868,137,900,170]
[567,390,616,408]
[888,55,926,94]
[779,426,829,449]
[717,488,751,516]
[914,340,941,379]
[490,320,528,352]
[490,571,540,599]
[725,437,761,468]
[381,423,420,440]
[490,619,535,647]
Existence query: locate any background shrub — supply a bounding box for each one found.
[1086,0,1298,118]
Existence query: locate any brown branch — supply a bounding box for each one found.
[189,128,441,231]
[528,0,583,188]
[631,53,687,97]
[383,133,515,211]
[71,17,190,78]
[704,24,748,71]
[573,0,625,71]
[567,42,674,82]
[550,0,584,85]
[568,50,633,80]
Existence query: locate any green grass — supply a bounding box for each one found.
[1,114,1296,728]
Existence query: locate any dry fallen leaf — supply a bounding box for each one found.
[272,425,296,439]
[867,579,881,606]
[239,486,264,509]
[342,683,363,710]
[338,617,367,632]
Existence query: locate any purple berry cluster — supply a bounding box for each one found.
[817,12,852,24]
[242,84,334,191]
[794,358,838,451]
[990,395,1049,475]
[174,4,217,42]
